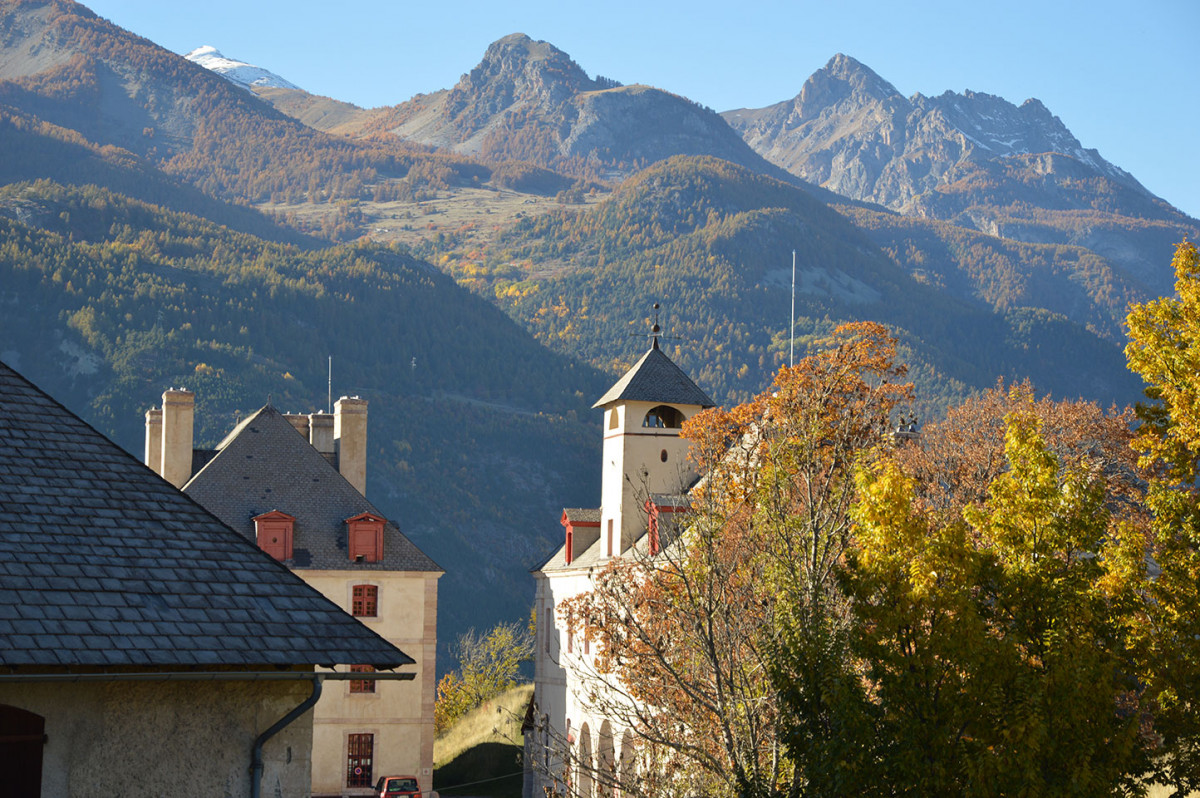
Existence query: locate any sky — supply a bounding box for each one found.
[83,0,1200,220]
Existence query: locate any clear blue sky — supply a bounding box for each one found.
[85,0,1199,220]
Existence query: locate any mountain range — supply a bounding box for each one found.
[1,0,1196,653]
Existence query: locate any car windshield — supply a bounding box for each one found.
[388,779,418,792]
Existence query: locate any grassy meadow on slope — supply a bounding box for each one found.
[434,684,531,798]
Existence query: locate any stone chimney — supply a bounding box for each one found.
[160,388,195,489]
[309,412,334,456]
[284,413,310,439]
[334,396,368,496]
[144,407,163,474]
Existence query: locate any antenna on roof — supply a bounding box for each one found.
[327,356,332,414]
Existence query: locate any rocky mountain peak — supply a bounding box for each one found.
[797,53,903,112]
[458,32,595,99]
[438,33,595,142]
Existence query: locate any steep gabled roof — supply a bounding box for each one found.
[183,406,440,573]
[0,361,413,669]
[592,344,714,409]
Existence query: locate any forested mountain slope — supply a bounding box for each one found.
[0,179,608,641]
[420,156,1142,413]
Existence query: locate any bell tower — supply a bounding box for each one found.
[592,306,714,557]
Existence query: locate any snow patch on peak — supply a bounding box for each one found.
[184,45,301,91]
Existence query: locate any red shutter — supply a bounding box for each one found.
[350,664,375,694]
[352,585,378,617]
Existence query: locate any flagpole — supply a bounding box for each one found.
[789,250,796,369]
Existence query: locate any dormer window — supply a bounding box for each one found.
[346,512,385,563]
[253,510,295,561]
[642,405,683,429]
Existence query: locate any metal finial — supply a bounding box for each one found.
[651,302,661,349]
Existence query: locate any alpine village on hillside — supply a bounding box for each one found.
[0,1,1198,796]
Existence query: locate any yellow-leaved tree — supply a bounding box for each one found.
[1126,241,1200,796]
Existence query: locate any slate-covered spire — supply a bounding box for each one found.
[593,304,714,409]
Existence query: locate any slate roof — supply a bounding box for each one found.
[592,344,715,409]
[0,361,413,669]
[183,406,440,573]
[562,508,601,524]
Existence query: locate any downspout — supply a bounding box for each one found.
[251,674,323,798]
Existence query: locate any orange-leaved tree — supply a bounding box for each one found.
[561,322,911,798]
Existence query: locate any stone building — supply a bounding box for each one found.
[143,391,441,798]
[526,339,714,797]
[0,360,414,797]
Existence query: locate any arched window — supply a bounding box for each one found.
[597,721,616,798]
[577,722,593,798]
[642,405,683,429]
[619,730,636,798]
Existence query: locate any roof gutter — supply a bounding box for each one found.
[251,675,322,798]
[0,670,415,683]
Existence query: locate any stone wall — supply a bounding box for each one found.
[1,676,314,797]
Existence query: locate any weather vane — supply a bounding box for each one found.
[631,302,682,350]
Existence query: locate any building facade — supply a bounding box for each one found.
[143,391,441,798]
[526,341,714,797]
[0,360,414,798]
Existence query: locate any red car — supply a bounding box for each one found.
[375,775,421,797]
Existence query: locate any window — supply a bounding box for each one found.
[609,409,619,430]
[350,664,375,694]
[347,733,374,788]
[0,705,44,797]
[607,519,614,557]
[346,513,385,562]
[253,510,295,561]
[642,405,683,429]
[352,585,378,617]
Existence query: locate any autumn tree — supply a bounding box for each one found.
[434,619,534,734]
[560,322,911,798]
[1126,240,1200,795]
[841,398,1150,795]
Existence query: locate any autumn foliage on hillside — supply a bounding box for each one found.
[556,247,1200,796]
